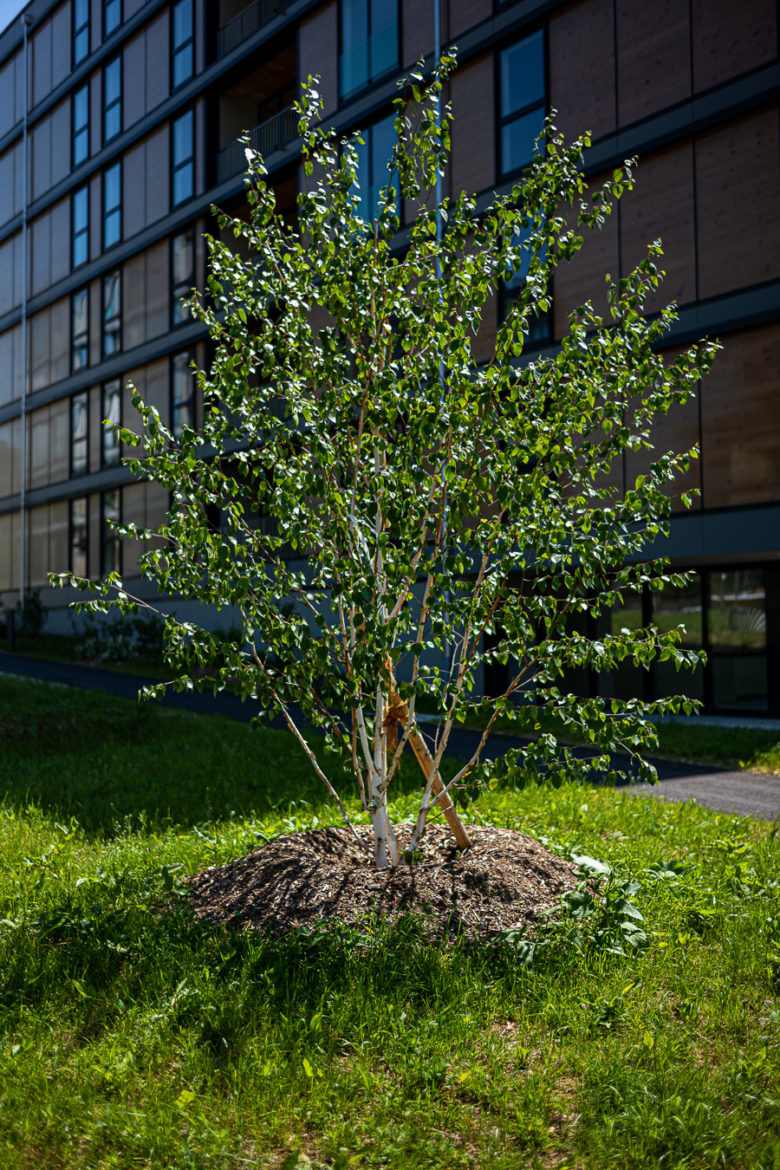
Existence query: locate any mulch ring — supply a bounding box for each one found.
[185,824,579,941]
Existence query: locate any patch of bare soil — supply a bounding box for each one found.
[186,824,578,940]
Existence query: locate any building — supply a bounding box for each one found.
[0,0,778,714]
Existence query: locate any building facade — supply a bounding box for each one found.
[0,0,778,713]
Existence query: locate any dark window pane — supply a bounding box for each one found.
[101,490,121,575]
[173,162,193,205]
[173,111,193,164]
[70,497,88,577]
[71,392,88,475]
[172,351,194,436]
[173,0,192,47]
[71,288,89,371]
[172,230,194,324]
[73,0,89,65]
[103,164,121,247]
[500,32,544,118]
[72,187,89,267]
[340,0,397,98]
[173,44,192,88]
[104,59,120,105]
[73,84,89,166]
[102,271,121,357]
[102,381,121,465]
[501,106,545,175]
[652,577,704,702]
[104,0,121,36]
[708,569,766,652]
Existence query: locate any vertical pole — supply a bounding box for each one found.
[19,13,32,611]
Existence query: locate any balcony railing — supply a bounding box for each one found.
[217,0,294,58]
[217,106,299,183]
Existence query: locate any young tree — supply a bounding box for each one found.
[54,57,717,868]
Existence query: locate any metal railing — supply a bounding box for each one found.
[217,105,299,183]
[217,0,294,58]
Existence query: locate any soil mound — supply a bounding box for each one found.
[186,824,577,939]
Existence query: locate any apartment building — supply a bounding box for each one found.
[0,0,778,713]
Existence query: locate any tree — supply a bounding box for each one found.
[53,57,718,868]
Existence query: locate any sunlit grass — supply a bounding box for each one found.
[0,676,778,1168]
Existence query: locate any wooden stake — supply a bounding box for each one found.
[387,679,472,851]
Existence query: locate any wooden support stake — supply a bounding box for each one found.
[388,678,472,851]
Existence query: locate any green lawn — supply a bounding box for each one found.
[0,676,778,1169]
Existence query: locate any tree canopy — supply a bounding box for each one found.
[53,56,718,867]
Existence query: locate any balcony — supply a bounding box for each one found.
[217,106,299,183]
[217,0,295,58]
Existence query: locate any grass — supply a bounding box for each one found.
[1,675,779,1168]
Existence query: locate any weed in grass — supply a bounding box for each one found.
[0,676,779,1168]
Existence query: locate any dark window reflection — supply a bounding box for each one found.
[71,392,88,476]
[709,569,767,711]
[69,497,88,577]
[102,270,121,358]
[340,0,398,99]
[171,230,194,325]
[71,288,89,372]
[101,490,121,576]
[499,31,545,177]
[172,351,194,437]
[172,0,193,89]
[102,380,121,466]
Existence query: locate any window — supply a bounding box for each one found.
[101,271,121,358]
[72,186,89,268]
[499,31,545,178]
[103,0,121,38]
[172,0,194,89]
[101,490,121,575]
[71,288,89,372]
[499,229,551,349]
[72,83,89,168]
[103,163,122,248]
[353,114,397,221]
[340,0,398,100]
[71,391,88,476]
[73,0,89,66]
[171,229,194,326]
[102,380,122,466]
[171,351,194,436]
[69,497,89,577]
[103,57,122,143]
[172,111,194,206]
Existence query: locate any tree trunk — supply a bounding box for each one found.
[370,691,398,868]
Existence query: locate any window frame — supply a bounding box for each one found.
[70,390,89,478]
[339,0,400,102]
[496,28,547,181]
[69,496,89,577]
[103,0,122,39]
[100,488,122,577]
[71,82,90,169]
[101,379,122,468]
[171,350,195,438]
[71,286,89,373]
[102,162,122,250]
[171,0,194,90]
[171,110,195,208]
[72,0,90,67]
[71,185,89,269]
[170,228,195,328]
[101,269,122,360]
[102,56,122,145]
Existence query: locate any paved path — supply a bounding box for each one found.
[1,651,778,821]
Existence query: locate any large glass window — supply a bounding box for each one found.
[353,114,397,221]
[103,58,122,143]
[69,497,88,577]
[171,229,194,326]
[72,186,89,268]
[652,576,705,704]
[102,380,122,466]
[340,0,398,100]
[708,569,768,711]
[71,288,89,372]
[72,83,89,168]
[103,163,122,249]
[103,0,121,38]
[101,490,121,575]
[102,270,121,358]
[73,0,89,66]
[71,392,88,476]
[172,351,194,436]
[172,0,194,89]
[499,31,546,178]
[172,111,194,206]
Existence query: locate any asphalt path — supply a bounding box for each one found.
[1,651,778,821]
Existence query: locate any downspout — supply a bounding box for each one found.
[19,11,32,606]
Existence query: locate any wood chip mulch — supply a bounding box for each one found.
[185,824,578,940]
